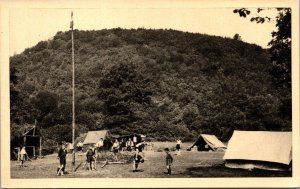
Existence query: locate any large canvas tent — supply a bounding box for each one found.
[83,130,112,150]
[223,130,292,171]
[189,134,226,151]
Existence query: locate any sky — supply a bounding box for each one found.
[9,7,278,55]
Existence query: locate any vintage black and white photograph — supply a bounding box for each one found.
[1,0,299,188]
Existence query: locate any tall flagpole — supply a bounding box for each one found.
[70,11,76,172]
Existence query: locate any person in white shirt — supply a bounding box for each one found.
[112,139,120,161]
[19,146,28,167]
[76,141,83,153]
[96,138,104,153]
[126,138,134,151]
[176,139,182,155]
[133,135,137,149]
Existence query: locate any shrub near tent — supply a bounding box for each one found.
[223,130,292,171]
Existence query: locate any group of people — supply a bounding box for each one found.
[71,137,147,172]
[55,138,181,176]
[111,135,142,152]
[16,137,180,176]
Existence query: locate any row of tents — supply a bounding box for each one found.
[189,131,292,171]
[81,130,292,171]
[11,126,292,171]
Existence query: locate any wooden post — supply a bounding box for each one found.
[71,11,76,172]
[39,137,42,157]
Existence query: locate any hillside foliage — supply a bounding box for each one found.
[10,28,291,143]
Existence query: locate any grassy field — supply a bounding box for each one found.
[11,149,291,178]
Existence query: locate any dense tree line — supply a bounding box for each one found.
[10,27,291,144]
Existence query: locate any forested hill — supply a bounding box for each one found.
[10,28,291,143]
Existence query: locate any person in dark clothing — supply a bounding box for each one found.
[136,141,146,153]
[120,138,127,151]
[136,141,148,160]
[132,149,144,172]
[57,144,67,176]
[86,146,95,171]
[164,148,173,175]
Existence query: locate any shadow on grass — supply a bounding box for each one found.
[183,165,292,177]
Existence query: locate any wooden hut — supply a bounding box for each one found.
[22,125,42,157]
[10,125,42,159]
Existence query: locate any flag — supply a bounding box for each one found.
[70,11,74,30]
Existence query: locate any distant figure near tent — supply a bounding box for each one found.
[95,138,104,157]
[133,135,137,148]
[126,138,134,151]
[188,134,226,151]
[176,139,182,155]
[223,130,292,171]
[76,141,83,153]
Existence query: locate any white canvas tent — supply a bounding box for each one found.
[223,130,292,171]
[83,130,110,146]
[189,134,227,151]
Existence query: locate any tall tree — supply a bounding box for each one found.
[233,8,291,89]
[268,8,291,90]
[98,63,152,134]
[233,8,292,128]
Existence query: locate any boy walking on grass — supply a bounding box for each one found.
[132,149,144,172]
[164,148,173,175]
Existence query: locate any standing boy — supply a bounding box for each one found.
[132,149,144,172]
[164,148,173,175]
[176,139,182,156]
[112,139,120,161]
[86,146,96,171]
[57,144,67,176]
[19,146,28,168]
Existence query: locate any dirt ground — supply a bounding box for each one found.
[11,150,291,178]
